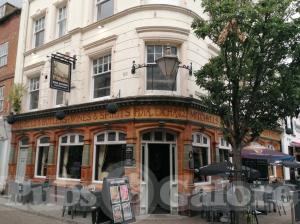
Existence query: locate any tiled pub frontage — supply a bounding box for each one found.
[6,96,283,215]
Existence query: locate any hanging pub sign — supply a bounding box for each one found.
[49,53,76,92]
[102,177,136,224]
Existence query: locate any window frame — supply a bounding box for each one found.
[55,90,65,106]
[95,0,114,21]
[33,16,45,48]
[91,54,112,100]
[218,137,232,163]
[34,136,50,178]
[0,42,8,67]
[145,44,179,92]
[192,132,211,185]
[57,5,67,38]
[93,131,127,183]
[28,76,40,110]
[0,86,4,112]
[57,134,84,181]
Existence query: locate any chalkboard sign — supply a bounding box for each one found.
[102,177,136,224]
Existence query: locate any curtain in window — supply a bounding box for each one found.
[62,147,69,178]
[41,148,48,176]
[98,145,107,180]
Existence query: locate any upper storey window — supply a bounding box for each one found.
[146,45,177,91]
[33,17,45,48]
[92,54,111,98]
[29,76,40,110]
[96,0,114,21]
[57,6,67,37]
[0,42,8,67]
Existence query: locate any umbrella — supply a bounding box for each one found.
[242,142,294,162]
[281,161,300,168]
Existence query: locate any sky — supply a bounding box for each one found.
[0,0,22,7]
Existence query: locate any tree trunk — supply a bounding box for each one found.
[232,144,247,224]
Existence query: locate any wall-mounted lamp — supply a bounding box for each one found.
[131,46,193,76]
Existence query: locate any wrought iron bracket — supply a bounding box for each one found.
[179,62,193,76]
[48,52,77,69]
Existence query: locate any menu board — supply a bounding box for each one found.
[103,177,135,224]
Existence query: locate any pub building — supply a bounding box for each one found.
[8,0,284,215]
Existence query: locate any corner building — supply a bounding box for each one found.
[10,0,283,215]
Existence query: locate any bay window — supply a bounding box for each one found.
[94,131,126,182]
[146,45,177,91]
[192,133,210,183]
[35,137,50,177]
[58,134,84,179]
[92,54,111,98]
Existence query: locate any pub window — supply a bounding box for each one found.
[58,134,84,180]
[33,16,45,48]
[35,137,50,177]
[146,45,178,91]
[94,131,126,182]
[192,133,210,183]
[218,137,231,162]
[141,130,176,142]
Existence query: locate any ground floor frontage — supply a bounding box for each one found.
[7,96,284,215]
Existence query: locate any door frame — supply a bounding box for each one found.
[140,130,178,215]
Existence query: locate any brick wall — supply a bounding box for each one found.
[0,12,20,115]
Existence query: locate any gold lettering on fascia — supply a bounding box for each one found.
[189,109,220,126]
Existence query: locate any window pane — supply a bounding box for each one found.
[59,146,83,179]
[36,146,49,176]
[108,132,116,141]
[97,134,105,142]
[94,144,124,181]
[61,136,68,143]
[70,135,75,143]
[56,90,64,105]
[119,132,126,141]
[97,0,114,20]
[193,147,208,182]
[40,137,50,144]
[79,135,84,143]
[154,131,163,141]
[93,73,111,98]
[142,132,151,141]
[21,138,29,146]
[30,91,39,110]
[166,133,175,142]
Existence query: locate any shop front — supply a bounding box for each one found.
[7,96,283,215]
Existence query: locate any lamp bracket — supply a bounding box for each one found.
[131,61,153,74]
[179,62,193,76]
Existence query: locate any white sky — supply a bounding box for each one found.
[0,0,22,7]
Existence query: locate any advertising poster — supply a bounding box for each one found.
[122,202,133,221]
[120,184,129,202]
[112,204,123,223]
[110,186,121,204]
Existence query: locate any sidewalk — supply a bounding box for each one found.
[0,196,293,224]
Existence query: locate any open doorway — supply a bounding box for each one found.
[148,143,170,214]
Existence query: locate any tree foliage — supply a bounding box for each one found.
[192,0,300,149]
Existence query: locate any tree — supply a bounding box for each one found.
[192,0,300,223]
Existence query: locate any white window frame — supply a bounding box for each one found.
[28,76,40,110]
[34,136,50,178]
[33,16,45,48]
[95,0,114,21]
[145,44,179,93]
[57,134,84,181]
[55,90,65,106]
[218,137,232,163]
[91,54,111,100]
[93,131,126,183]
[192,132,211,185]
[0,5,6,18]
[0,42,8,67]
[57,5,67,38]
[0,86,4,112]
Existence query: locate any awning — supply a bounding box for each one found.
[242,142,294,162]
[289,140,300,148]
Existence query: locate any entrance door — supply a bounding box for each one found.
[140,130,178,215]
[16,147,28,183]
[148,143,170,213]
